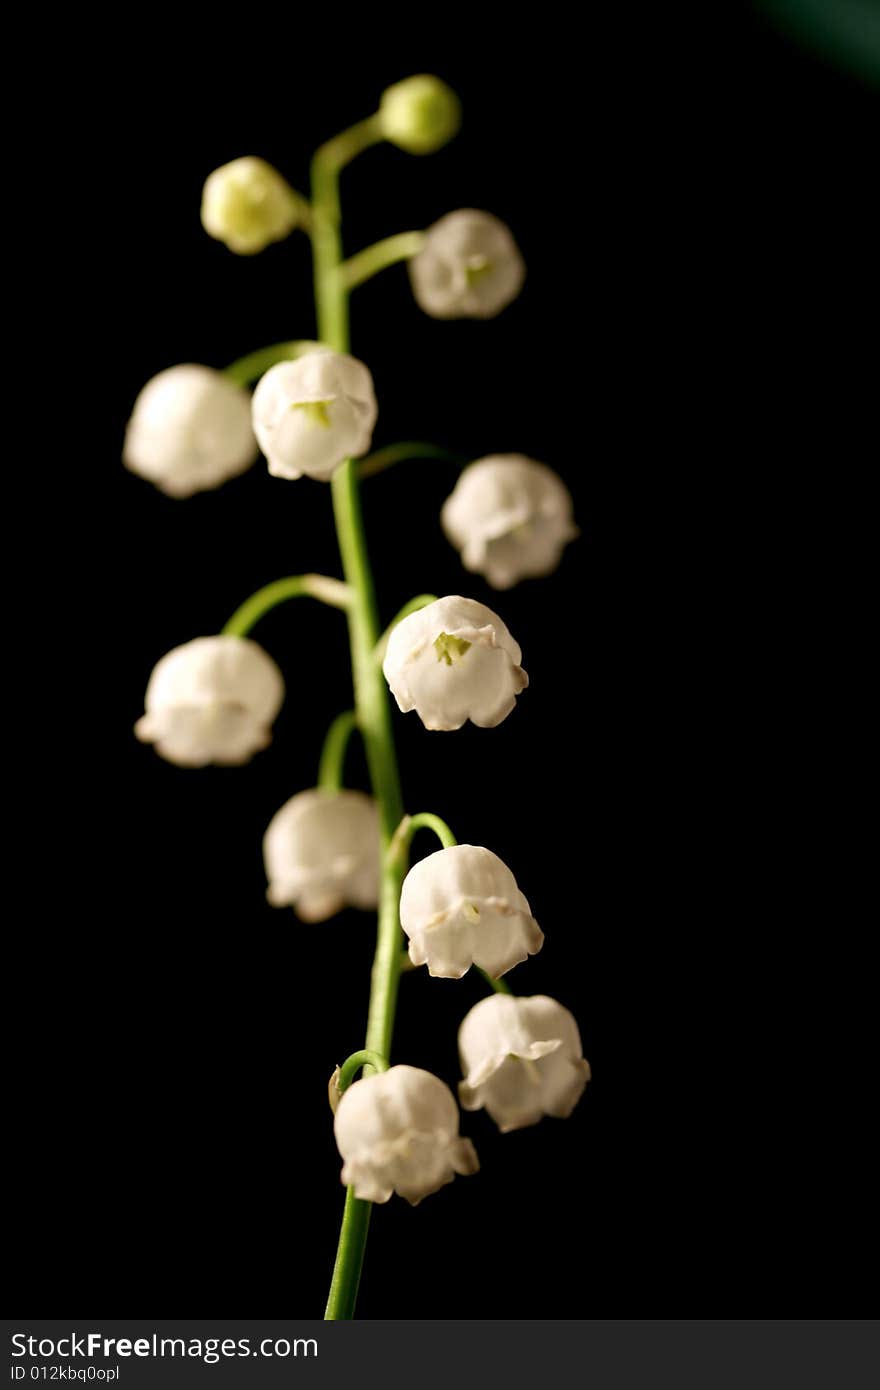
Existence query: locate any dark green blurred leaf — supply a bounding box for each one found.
[757,0,880,87]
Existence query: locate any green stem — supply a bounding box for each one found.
[311,120,409,1323]
[358,441,465,480]
[323,1189,371,1323]
[477,968,512,995]
[221,574,350,638]
[389,811,458,862]
[340,231,426,290]
[318,711,358,794]
[311,117,382,353]
[337,1049,390,1091]
[224,340,325,387]
[374,594,438,664]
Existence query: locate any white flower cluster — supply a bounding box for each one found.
[330,993,589,1202]
[125,350,377,497]
[130,98,588,1222]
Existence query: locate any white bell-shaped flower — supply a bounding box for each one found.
[334,1065,479,1205]
[400,844,543,979]
[409,209,525,319]
[263,789,380,922]
[382,595,528,730]
[251,350,377,482]
[442,455,578,589]
[459,994,591,1132]
[135,636,284,767]
[123,365,258,498]
[201,156,303,255]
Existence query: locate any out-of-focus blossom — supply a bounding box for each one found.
[263,789,380,921]
[201,156,303,255]
[135,636,283,767]
[409,210,525,319]
[442,455,578,588]
[379,75,461,154]
[123,365,258,498]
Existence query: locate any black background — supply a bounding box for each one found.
[9,5,876,1318]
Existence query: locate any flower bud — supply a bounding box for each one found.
[201,156,303,255]
[379,75,461,154]
[251,349,377,481]
[409,209,525,319]
[334,1065,479,1205]
[400,844,543,979]
[263,788,380,922]
[442,455,578,589]
[123,365,258,498]
[328,1066,343,1115]
[135,636,284,767]
[459,994,591,1132]
[382,595,528,731]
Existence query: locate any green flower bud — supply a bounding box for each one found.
[201,157,304,256]
[379,75,461,155]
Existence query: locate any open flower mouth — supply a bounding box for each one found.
[291,399,333,427]
[433,631,472,664]
[464,255,493,285]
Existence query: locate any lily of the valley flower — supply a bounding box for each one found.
[409,209,525,319]
[382,595,528,730]
[442,455,578,589]
[123,365,258,498]
[459,994,591,1132]
[252,350,377,481]
[379,74,461,154]
[201,156,303,255]
[334,1065,479,1205]
[135,636,284,767]
[400,844,543,979]
[263,789,380,922]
